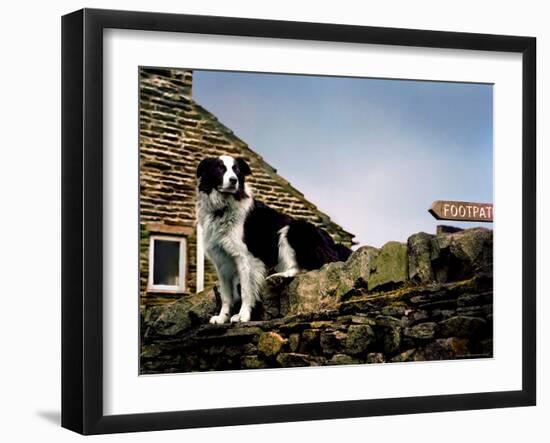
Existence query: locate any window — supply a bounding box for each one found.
[147,235,187,293]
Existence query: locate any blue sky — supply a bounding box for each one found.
[194,70,493,248]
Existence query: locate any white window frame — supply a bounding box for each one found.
[147,235,187,293]
[196,224,205,293]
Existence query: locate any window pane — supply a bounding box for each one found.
[153,240,180,286]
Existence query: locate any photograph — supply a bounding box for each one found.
[0,0,543,439]
[139,67,494,374]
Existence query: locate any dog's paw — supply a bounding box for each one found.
[209,314,229,324]
[265,273,280,281]
[266,270,298,281]
[230,311,251,323]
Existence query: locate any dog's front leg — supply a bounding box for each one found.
[209,262,234,324]
[230,257,265,323]
[230,261,252,323]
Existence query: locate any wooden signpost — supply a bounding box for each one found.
[429,200,493,222]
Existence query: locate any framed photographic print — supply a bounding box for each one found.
[61,8,536,435]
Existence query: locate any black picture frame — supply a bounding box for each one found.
[62,8,536,435]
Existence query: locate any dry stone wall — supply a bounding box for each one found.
[141,227,493,373]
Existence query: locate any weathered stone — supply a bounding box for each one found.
[457,292,492,307]
[338,299,377,315]
[372,316,402,354]
[407,232,435,284]
[299,329,320,354]
[285,262,344,315]
[202,344,252,360]
[189,288,220,322]
[327,354,361,365]
[241,343,258,355]
[431,228,493,283]
[423,338,469,360]
[408,310,429,325]
[401,337,415,350]
[383,326,401,354]
[431,309,457,320]
[380,302,409,317]
[375,315,402,327]
[320,330,347,355]
[335,315,354,324]
[366,352,385,364]
[437,316,486,338]
[284,246,379,316]
[404,322,437,340]
[276,353,325,367]
[261,275,292,319]
[390,349,417,362]
[345,325,375,355]
[140,226,494,374]
[258,331,287,357]
[288,333,300,352]
[350,314,375,325]
[194,324,263,349]
[456,305,493,317]
[309,321,334,329]
[344,246,380,283]
[278,321,316,333]
[368,241,409,291]
[241,355,269,370]
[140,343,162,358]
[409,295,430,304]
[145,288,217,337]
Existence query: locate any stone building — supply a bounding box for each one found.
[139,67,355,307]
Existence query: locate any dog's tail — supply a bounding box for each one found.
[333,242,352,262]
[286,219,352,271]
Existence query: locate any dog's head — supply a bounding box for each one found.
[196,155,252,198]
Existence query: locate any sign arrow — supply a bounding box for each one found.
[429,200,493,222]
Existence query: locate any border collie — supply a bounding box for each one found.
[196,155,351,324]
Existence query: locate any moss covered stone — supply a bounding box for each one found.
[241,355,269,369]
[407,232,435,284]
[423,337,469,360]
[431,228,493,282]
[345,324,375,355]
[390,349,417,362]
[366,352,385,364]
[140,227,493,374]
[368,241,409,291]
[276,353,325,367]
[258,331,288,357]
[327,354,361,365]
[144,288,217,337]
[285,245,379,316]
[320,330,347,355]
[404,322,437,340]
[437,315,486,338]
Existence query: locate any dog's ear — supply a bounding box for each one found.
[236,157,252,176]
[196,158,214,178]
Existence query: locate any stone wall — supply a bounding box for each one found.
[140,227,493,373]
[139,67,355,306]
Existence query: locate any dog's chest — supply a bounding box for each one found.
[201,212,247,258]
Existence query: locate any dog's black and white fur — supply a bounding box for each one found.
[196,155,351,324]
